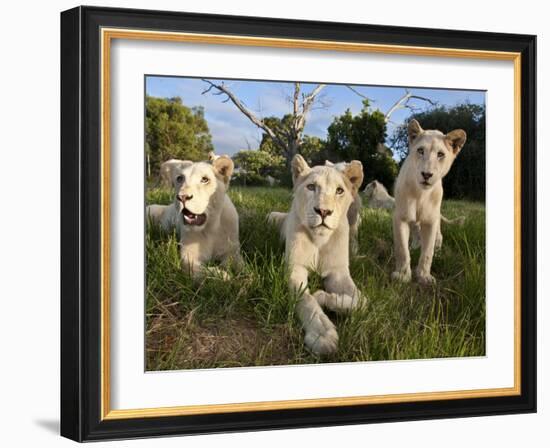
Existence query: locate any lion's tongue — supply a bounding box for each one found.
[183,210,206,226]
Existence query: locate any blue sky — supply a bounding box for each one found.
[146,76,485,156]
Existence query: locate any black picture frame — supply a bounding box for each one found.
[61,5,536,442]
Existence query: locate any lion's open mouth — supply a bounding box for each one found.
[182,208,207,226]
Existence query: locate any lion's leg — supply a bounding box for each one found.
[391,216,412,282]
[181,249,229,281]
[314,270,363,313]
[415,220,437,285]
[220,247,244,273]
[410,222,421,249]
[435,219,443,252]
[347,197,361,256]
[349,222,359,256]
[146,204,168,228]
[267,212,287,230]
[290,265,338,355]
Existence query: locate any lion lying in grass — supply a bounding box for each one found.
[392,119,467,284]
[147,157,243,280]
[268,155,364,355]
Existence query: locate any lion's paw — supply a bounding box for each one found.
[416,271,436,285]
[391,269,412,283]
[313,290,361,312]
[305,328,339,356]
[204,267,231,281]
[303,311,339,355]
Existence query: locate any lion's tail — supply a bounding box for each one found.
[441,214,466,226]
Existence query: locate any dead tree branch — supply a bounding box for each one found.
[384,89,437,122]
[202,80,327,162]
[201,79,288,151]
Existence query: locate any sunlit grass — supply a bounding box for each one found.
[145,187,485,370]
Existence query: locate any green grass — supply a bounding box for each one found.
[145,187,486,370]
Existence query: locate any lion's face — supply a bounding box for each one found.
[161,157,234,230]
[292,155,363,238]
[407,119,467,190]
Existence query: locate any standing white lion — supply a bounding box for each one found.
[392,119,467,284]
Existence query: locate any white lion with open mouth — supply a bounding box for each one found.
[147,157,243,279]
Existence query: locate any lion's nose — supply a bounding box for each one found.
[314,208,333,219]
[421,172,433,181]
[177,193,193,203]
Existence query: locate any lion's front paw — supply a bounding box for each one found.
[391,268,411,283]
[313,290,362,313]
[204,267,231,281]
[305,328,339,356]
[303,312,339,355]
[416,271,436,285]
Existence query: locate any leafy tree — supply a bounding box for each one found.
[259,117,325,162]
[145,96,213,180]
[258,116,326,185]
[300,135,325,165]
[258,115,294,156]
[390,103,486,200]
[324,100,398,190]
[232,149,285,186]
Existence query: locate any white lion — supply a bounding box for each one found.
[147,157,243,279]
[324,160,363,255]
[363,179,464,251]
[268,155,364,355]
[392,119,467,284]
[363,180,395,210]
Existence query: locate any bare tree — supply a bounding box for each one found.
[345,86,436,122]
[384,89,437,123]
[202,79,326,164]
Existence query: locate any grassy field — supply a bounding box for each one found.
[146,186,486,371]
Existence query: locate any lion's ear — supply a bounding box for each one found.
[160,159,192,187]
[291,154,311,185]
[212,155,234,185]
[408,119,424,144]
[343,160,364,194]
[445,129,467,155]
[325,160,334,167]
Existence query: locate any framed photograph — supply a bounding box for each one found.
[60,6,536,442]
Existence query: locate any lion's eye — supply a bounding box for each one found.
[417,147,424,155]
[201,176,210,184]
[437,151,445,159]
[336,186,344,195]
[306,183,316,191]
[176,175,184,183]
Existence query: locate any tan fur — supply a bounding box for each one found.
[392,120,467,284]
[268,155,364,355]
[363,180,395,210]
[270,160,364,255]
[324,160,362,255]
[147,157,243,279]
[363,179,464,251]
[159,158,190,188]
